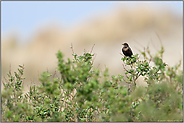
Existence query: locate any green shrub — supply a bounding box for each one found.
[1,44,183,122]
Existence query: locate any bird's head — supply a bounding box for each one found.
[122,43,129,47]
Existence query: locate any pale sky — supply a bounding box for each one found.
[1,1,183,43]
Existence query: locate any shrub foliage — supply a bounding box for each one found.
[1,45,183,122]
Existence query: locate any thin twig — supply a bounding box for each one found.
[92,53,97,64]
[122,75,128,84]
[134,47,141,52]
[122,63,129,78]
[52,70,56,79]
[84,49,86,53]
[134,39,144,49]
[90,44,95,54]
[150,37,158,51]
[120,53,124,56]
[134,72,142,84]
[9,63,11,75]
[147,40,150,49]
[155,31,163,47]
[70,43,75,54]
[96,64,100,69]
[134,40,148,60]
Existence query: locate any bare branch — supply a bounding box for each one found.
[155,31,163,47]
[70,43,75,54]
[90,44,95,54]
[150,37,158,51]
[122,63,129,79]
[120,53,124,56]
[96,64,100,69]
[92,53,97,64]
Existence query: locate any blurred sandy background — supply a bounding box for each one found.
[1,2,183,92]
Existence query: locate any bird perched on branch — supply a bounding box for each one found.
[122,43,133,57]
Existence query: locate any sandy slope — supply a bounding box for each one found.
[2,7,183,92]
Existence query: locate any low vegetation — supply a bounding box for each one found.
[1,44,183,122]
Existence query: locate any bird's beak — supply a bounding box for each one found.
[122,44,125,46]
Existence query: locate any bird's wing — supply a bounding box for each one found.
[128,48,133,55]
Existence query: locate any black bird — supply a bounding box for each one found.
[122,43,133,57]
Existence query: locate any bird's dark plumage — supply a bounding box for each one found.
[122,43,133,57]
